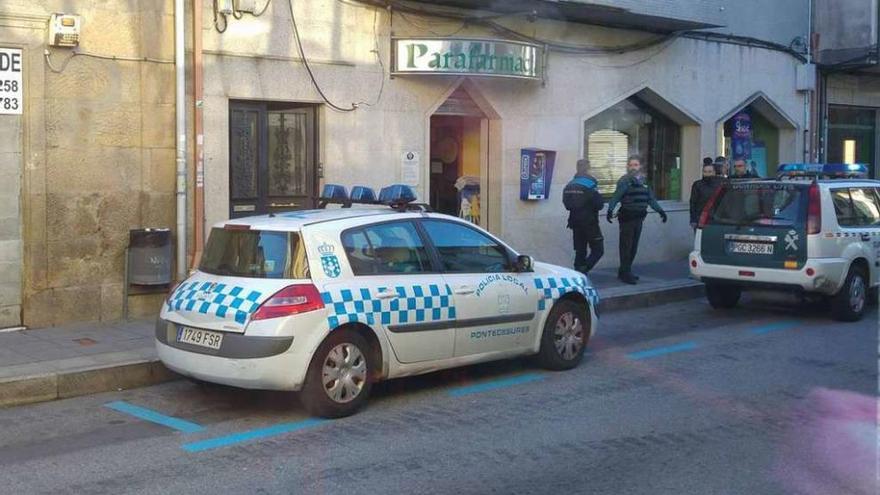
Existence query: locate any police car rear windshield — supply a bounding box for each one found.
[200,228,310,279]
[709,183,807,227]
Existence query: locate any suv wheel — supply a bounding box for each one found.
[536,300,589,371]
[301,329,374,418]
[831,266,867,322]
[705,283,741,309]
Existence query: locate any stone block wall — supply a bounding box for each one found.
[3,0,177,327]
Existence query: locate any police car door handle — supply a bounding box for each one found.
[375,289,397,300]
[454,286,476,295]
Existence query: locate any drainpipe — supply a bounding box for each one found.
[192,0,205,267]
[174,0,188,280]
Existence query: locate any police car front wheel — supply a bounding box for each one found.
[537,300,589,370]
[301,329,375,418]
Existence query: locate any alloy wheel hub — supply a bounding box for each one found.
[554,311,584,360]
[322,343,367,403]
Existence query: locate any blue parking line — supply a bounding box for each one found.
[447,373,544,397]
[751,321,799,335]
[181,418,328,453]
[627,341,697,360]
[105,401,205,433]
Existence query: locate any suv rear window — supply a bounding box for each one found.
[200,228,309,279]
[708,183,806,227]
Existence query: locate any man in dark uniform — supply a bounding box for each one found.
[562,159,604,274]
[607,155,667,284]
[689,158,722,229]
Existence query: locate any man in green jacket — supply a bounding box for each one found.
[606,155,667,284]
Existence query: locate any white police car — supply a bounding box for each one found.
[157,185,599,417]
[690,163,880,321]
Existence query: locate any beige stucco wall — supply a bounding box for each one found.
[201,0,806,270]
[3,0,176,327]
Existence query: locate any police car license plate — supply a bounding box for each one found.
[730,241,774,255]
[177,327,223,350]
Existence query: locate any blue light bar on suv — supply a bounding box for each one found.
[777,163,868,179]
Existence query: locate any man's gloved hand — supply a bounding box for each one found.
[659,211,668,223]
[606,212,613,223]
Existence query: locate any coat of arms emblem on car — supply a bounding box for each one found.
[195,282,217,301]
[319,243,341,278]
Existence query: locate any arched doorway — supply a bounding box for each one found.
[582,87,700,201]
[718,93,798,177]
[426,79,501,230]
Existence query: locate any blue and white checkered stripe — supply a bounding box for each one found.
[533,276,600,311]
[167,281,263,324]
[321,284,456,329]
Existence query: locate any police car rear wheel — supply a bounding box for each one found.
[537,300,588,371]
[831,267,867,322]
[301,329,374,418]
[705,283,741,309]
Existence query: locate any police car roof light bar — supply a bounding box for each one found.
[317,184,431,212]
[776,163,868,180]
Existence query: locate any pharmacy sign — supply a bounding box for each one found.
[391,38,543,80]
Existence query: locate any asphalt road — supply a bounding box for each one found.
[0,295,876,495]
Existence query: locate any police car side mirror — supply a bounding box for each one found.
[515,255,534,273]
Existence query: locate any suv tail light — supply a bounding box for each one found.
[251,284,325,320]
[806,182,821,235]
[698,186,724,229]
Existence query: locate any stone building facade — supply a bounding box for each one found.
[1,1,176,327]
[4,0,860,328]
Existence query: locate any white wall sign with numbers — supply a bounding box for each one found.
[0,48,23,115]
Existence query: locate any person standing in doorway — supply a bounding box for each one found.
[714,156,730,178]
[731,157,759,179]
[607,155,667,284]
[562,159,605,274]
[689,159,721,230]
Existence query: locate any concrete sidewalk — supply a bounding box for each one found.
[0,259,702,408]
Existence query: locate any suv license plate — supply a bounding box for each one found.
[730,242,774,255]
[177,327,223,350]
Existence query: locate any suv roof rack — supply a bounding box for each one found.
[316,184,433,213]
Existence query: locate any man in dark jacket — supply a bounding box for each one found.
[731,157,759,179]
[606,155,667,284]
[689,158,721,229]
[563,159,605,274]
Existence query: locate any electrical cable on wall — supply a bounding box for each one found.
[287,0,358,112]
[44,48,174,73]
[252,0,272,17]
[213,0,228,33]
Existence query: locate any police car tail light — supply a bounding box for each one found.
[698,187,723,229]
[806,182,821,235]
[251,284,324,320]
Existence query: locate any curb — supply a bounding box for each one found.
[0,359,178,409]
[599,281,705,313]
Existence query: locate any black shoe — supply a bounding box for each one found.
[618,273,638,285]
[632,274,640,281]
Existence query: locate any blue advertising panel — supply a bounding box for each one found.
[519,148,556,200]
[731,111,752,160]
